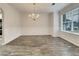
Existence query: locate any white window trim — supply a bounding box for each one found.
[60,7,79,36]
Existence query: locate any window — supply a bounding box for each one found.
[61,7,79,33]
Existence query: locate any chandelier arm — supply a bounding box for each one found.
[34,3,35,14]
[28,3,39,21]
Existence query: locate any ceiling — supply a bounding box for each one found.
[10,3,69,13]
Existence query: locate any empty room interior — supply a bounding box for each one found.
[0,3,79,56]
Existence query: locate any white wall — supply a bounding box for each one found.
[48,11,59,37]
[21,13,51,35]
[52,12,59,37]
[48,13,54,36]
[0,3,21,45]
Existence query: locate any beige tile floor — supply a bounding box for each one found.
[0,35,79,56]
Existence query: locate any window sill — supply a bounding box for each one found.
[61,30,79,36]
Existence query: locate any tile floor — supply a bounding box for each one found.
[0,35,79,56]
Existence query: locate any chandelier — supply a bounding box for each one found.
[28,3,39,21]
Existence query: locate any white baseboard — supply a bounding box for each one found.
[51,34,58,37]
[2,35,21,45]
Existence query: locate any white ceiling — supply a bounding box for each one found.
[10,3,69,13]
